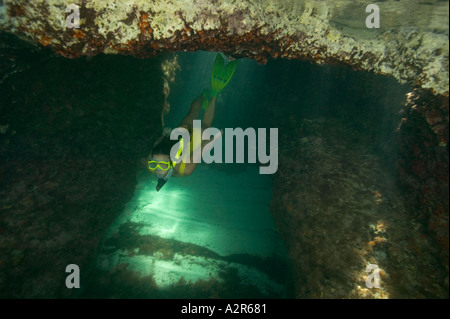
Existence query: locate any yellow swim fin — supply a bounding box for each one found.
[211,53,237,97]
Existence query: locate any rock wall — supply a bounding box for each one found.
[267,65,449,298]
[396,89,449,269]
[0,0,448,95]
[0,41,165,297]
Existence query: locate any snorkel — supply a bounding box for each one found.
[156,166,173,191]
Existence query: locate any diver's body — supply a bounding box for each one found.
[146,53,237,191]
[174,93,217,177]
[147,93,217,178]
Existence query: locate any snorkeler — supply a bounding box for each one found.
[146,53,238,191]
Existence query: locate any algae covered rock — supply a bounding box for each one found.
[0,0,448,95]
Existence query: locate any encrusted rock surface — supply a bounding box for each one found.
[0,0,448,95]
[272,116,448,298]
[396,88,449,269]
[265,63,449,297]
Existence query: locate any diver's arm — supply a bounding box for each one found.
[172,158,197,176]
[175,130,222,177]
[186,130,222,165]
[180,161,197,176]
[172,153,197,176]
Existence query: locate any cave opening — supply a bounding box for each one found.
[0,35,448,298]
[77,51,441,299]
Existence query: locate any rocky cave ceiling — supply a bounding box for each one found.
[0,0,448,96]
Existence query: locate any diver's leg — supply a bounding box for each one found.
[178,95,204,127]
[201,97,217,128]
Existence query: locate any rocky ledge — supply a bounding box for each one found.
[0,0,448,96]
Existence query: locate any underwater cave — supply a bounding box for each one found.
[0,0,448,300]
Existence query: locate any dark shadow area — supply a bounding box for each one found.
[0,32,164,298]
